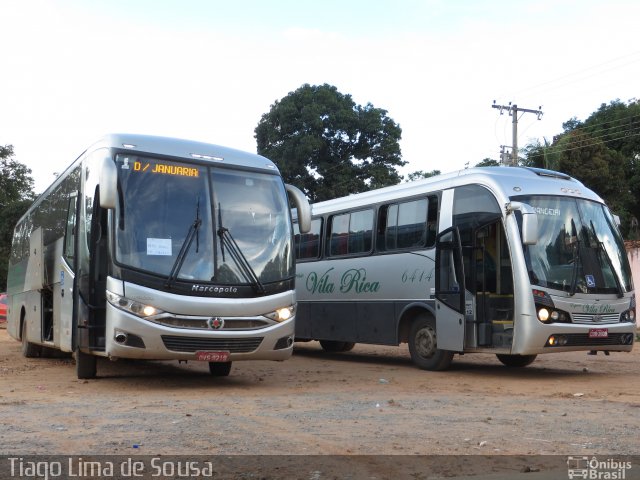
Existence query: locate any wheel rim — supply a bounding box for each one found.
[414,325,437,359]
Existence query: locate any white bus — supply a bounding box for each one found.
[293,167,635,370]
[6,134,311,378]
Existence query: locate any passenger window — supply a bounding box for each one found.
[329,209,373,256]
[294,218,323,260]
[378,196,438,251]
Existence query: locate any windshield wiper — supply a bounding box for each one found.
[217,204,265,294]
[568,219,581,296]
[595,240,624,297]
[166,198,201,289]
[589,221,624,298]
[568,239,581,296]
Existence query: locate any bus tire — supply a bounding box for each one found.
[408,316,453,371]
[319,340,356,352]
[209,362,232,376]
[75,348,97,379]
[496,354,537,368]
[21,320,41,358]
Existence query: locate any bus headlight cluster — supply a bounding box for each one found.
[106,291,164,319]
[536,307,568,323]
[264,305,296,322]
[621,309,635,323]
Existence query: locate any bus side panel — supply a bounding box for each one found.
[23,289,43,345]
[356,301,397,344]
[6,260,28,341]
[295,302,313,339]
[307,301,358,342]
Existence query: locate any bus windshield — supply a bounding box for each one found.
[114,154,293,285]
[514,195,633,295]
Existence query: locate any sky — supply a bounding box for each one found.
[1,0,639,193]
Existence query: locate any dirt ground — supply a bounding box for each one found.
[1,326,639,478]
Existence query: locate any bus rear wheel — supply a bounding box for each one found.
[209,362,232,376]
[75,348,97,379]
[408,316,453,371]
[21,320,41,358]
[496,354,537,367]
[319,340,356,352]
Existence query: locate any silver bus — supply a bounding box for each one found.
[6,134,311,378]
[293,167,635,370]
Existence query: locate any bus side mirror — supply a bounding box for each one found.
[99,155,118,209]
[285,184,311,234]
[508,201,538,245]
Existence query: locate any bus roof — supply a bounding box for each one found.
[307,166,603,216]
[90,133,279,173]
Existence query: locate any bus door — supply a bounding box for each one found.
[434,227,466,351]
[59,193,78,352]
[76,185,109,353]
[471,220,514,348]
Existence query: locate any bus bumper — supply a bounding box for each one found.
[103,302,295,362]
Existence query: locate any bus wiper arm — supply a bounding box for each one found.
[596,240,624,298]
[166,207,202,289]
[569,239,581,296]
[217,226,265,294]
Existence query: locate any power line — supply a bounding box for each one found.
[492,101,543,166]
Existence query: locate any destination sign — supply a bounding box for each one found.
[132,160,199,177]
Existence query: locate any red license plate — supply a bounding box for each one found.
[589,328,608,338]
[195,351,230,362]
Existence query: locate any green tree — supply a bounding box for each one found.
[474,158,500,167]
[255,84,405,202]
[0,144,35,290]
[406,170,441,181]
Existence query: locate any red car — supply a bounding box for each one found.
[0,293,7,323]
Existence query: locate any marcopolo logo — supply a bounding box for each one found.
[567,456,633,479]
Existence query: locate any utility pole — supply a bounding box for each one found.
[499,145,511,165]
[492,101,543,166]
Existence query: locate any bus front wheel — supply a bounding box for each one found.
[209,362,232,376]
[319,340,356,352]
[75,348,97,379]
[408,316,453,371]
[496,354,537,368]
[21,320,41,358]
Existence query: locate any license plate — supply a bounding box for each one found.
[195,351,230,362]
[588,328,608,338]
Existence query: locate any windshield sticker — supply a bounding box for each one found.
[121,157,130,169]
[533,207,561,216]
[147,238,172,256]
[585,275,596,288]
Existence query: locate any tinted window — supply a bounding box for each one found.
[294,218,323,260]
[378,196,438,251]
[329,209,373,256]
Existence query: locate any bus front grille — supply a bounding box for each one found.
[571,313,620,324]
[161,335,263,353]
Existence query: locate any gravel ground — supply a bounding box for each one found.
[1,327,639,478]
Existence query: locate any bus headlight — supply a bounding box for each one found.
[622,309,636,323]
[264,305,296,322]
[537,308,550,322]
[106,291,165,319]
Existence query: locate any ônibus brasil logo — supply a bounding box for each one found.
[567,456,633,479]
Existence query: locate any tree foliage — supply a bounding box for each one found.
[255,84,405,202]
[0,145,35,290]
[406,170,441,181]
[475,158,500,167]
